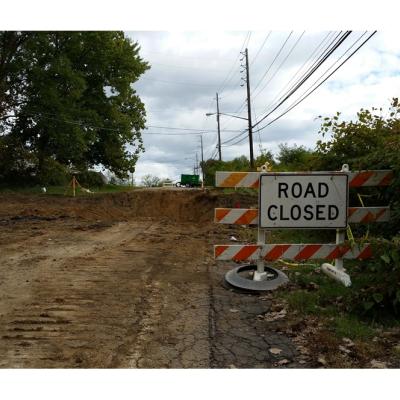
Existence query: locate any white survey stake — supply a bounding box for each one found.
[259,173,348,229]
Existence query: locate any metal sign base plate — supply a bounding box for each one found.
[224,264,288,292]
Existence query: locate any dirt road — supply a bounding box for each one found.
[0,190,299,368]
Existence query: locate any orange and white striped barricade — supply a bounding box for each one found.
[213,165,393,290]
[215,206,390,226]
[215,169,394,189]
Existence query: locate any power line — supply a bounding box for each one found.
[140,49,234,62]
[259,31,343,114]
[7,113,131,133]
[250,32,272,66]
[5,112,236,135]
[143,132,207,136]
[140,76,238,88]
[254,31,377,133]
[260,31,335,116]
[199,32,251,154]
[218,98,248,131]
[222,132,249,147]
[251,31,293,95]
[217,31,252,95]
[252,31,305,101]
[221,129,248,145]
[221,32,295,124]
[149,61,227,72]
[253,31,352,129]
[146,125,241,132]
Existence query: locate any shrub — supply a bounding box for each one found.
[75,170,106,187]
[37,158,68,186]
[315,98,400,237]
[348,237,400,318]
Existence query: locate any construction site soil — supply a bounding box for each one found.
[0,189,397,368]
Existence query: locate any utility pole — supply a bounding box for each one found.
[244,48,254,169]
[200,135,205,186]
[216,92,222,161]
[195,152,199,175]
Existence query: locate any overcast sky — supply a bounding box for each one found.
[127,31,400,183]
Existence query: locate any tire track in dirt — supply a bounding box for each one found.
[0,190,299,368]
[0,220,159,367]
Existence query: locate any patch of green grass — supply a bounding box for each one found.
[283,290,320,315]
[393,345,400,358]
[95,184,136,194]
[271,229,334,244]
[0,184,136,196]
[276,256,381,341]
[331,315,375,340]
[218,187,258,197]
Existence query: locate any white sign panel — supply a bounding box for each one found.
[259,173,348,229]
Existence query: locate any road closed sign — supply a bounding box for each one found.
[259,173,348,229]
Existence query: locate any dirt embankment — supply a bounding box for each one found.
[0,189,257,224]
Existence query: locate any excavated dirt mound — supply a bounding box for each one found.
[0,189,258,224]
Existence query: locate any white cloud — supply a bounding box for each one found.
[126,30,400,179]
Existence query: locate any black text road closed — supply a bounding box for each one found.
[259,173,348,229]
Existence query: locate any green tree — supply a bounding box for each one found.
[0,31,149,183]
[276,143,315,171]
[201,156,251,186]
[0,32,29,121]
[255,149,276,169]
[315,98,400,237]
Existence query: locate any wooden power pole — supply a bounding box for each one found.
[244,48,254,169]
[216,92,222,161]
[200,135,205,187]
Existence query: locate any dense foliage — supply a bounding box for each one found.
[203,99,400,318]
[0,31,149,185]
[315,98,400,237]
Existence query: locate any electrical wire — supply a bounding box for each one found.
[143,132,207,136]
[252,31,305,101]
[5,112,230,136]
[253,31,377,133]
[253,31,352,129]
[220,31,295,126]
[260,31,335,116]
[140,77,238,88]
[149,61,226,72]
[251,31,293,95]
[146,125,241,132]
[202,32,251,156]
[141,49,233,62]
[221,129,248,145]
[217,31,252,95]
[256,31,343,118]
[222,132,249,147]
[250,32,272,66]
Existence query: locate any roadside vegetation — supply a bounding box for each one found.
[207,99,400,353]
[0,31,149,190]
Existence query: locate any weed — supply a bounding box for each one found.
[331,315,375,340]
[283,290,320,315]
